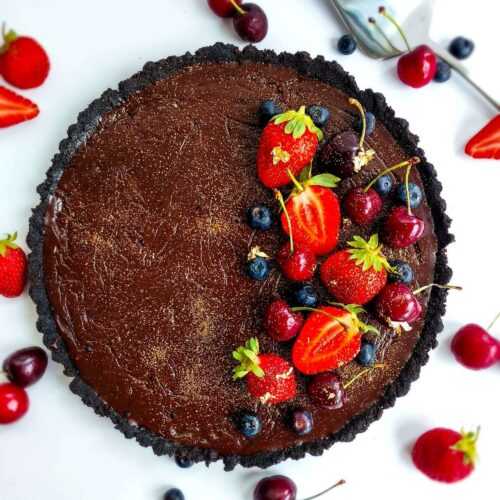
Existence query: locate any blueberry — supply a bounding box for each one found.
[306,105,331,128]
[246,257,270,281]
[388,259,414,285]
[373,174,393,196]
[175,456,193,469]
[164,488,185,500]
[356,341,376,367]
[247,205,273,231]
[337,34,357,55]
[434,60,451,83]
[237,413,262,438]
[449,36,474,60]
[293,284,318,308]
[354,111,376,136]
[395,182,423,209]
[290,409,313,435]
[258,100,283,126]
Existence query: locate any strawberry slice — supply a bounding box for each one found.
[292,305,377,375]
[0,86,39,128]
[465,114,500,160]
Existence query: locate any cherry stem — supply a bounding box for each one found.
[487,312,500,331]
[404,163,412,215]
[364,156,420,193]
[344,364,385,390]
[302,479,346,500]
[368,17,400,54]
[413,284,463,295]
[229,0,245,15]
[287,168,304,193]
[275,189,294,254]
[348,98,367,149]
[379,6,411,52]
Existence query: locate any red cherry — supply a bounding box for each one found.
[397,45,437,88]
[264,300,304,342]
[307,372,346,409]
[207,0,243,17]
[3,346,48,387]
[383,206,425,249]
[233,3,268,43]
[0,382,29,424]
[276,242,317,282]
[254,475,297,500]
[343,187,383,225]
[375,283,422,324]
[451,324,499,370]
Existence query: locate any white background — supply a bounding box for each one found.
[1,1,499,499]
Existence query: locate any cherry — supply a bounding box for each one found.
[307,372,346,410]
[3,346,48,387]
[375,283,422,324]
[264,299,304,342]
[276,242,317,282]
[254,475,297,500]
[383,206,425,249]
[207,0,243,18]
[233,3,268,43]
[0,382,29,424]
[343,187,382,225]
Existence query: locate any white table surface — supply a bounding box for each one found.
[1,1,499,499]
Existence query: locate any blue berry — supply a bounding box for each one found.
[246,257,270,281]
[247,205,273,231]
[290,409,313,435]
[164,488,185,500]
[449,37,474,60]
[238,413,262,438]
[337,34,357,55]
[434,60,451,83]
[395,182,423,209]
[293,284,318,308]
[356,341,376,367]
[373,174,393,196]
[258,100,283,126]
[388,259,414,285]
[354,111,376,136]
[175,456,193,469]
[306,105,331,128]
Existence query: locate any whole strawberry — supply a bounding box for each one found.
[412,427,479,483]
[0,233,27,297]
[233,338,296,404]
[0,25,50,89]
[257,106,323,189]
[320,234,391,305]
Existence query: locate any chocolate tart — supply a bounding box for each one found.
[28,43,453,471]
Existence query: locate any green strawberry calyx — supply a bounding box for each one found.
[272,106,324,141]
[287,165,340,195]
[451,427,480,466]
[347,234,392,273]
[0,232,18,257]
[1,23,18,54]
[232,337,265,380]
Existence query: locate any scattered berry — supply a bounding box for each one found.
[451,323,499,370]
[0,27,50,89]
[233,3,268,43]
[0,86,39,129]
[343,187,383,225]
[207,0,243,18]
[3,346,48,387]
[264,299,304,342]
[290,409,313,435]
[246,247,271,281]
[356,340,376,366]
[434,60,451,83]
[307,372,346,409]
[354,111,376,136]
[0,382,29,424]
[175,455,193,468]
[412,427,479,483]
[247,204,273,231]
[164,488,185,500]
[373,174,393,196]
[276,243,317,282]
[465,115,500,160]
[388,259,414,285]
[383,206,425,249]
[292,284,318,308]
[306,105,331,128]
[0,232,27,297]
[233,338,297,404]
[237,412,262,438]
[337,34,357,55]
[397,45,437,88]
[253,475,297,500]
[449,37,474,60]
[258,100,283,126]
[375,282,422,324]
[395,182,423,209]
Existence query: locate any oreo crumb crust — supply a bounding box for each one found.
[27,43,453,471]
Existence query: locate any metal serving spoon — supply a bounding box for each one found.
[330,0,499,111]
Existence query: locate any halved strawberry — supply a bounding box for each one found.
[292,304,377,375]
[0,86,39,128]
[257,106,323,189]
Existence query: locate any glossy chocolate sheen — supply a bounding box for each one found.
[43,61,437,456]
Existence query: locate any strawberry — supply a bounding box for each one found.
[0,26,50,89]
[257,106,323,189]
[233,338,296,404]
[320,234,391,305]
[0,86,39,128]
[278,169,341,256]
[0,233,27,297]
[412,427,479,483]
[465,114,500,160]
[292,304,377,375]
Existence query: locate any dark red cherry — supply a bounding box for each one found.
[276,243,317,282]
[3,346,48,387]
[0,383,29,424]
[383,206,425,249]
[397,45,437,88]
[207,0,243,18]
[343,187,383,225]
[320,131,360,178]
[233,3,268,43]
[264,299,304,342]
[307,372,346,409]
[451,324,499,370]
[375,283,422,323]
[254,475,297,500]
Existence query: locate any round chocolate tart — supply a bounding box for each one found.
[28,44,452,470]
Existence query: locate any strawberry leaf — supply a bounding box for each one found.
[232,337,265,380]
[272,106,324,141]
[452,428,480,466]
[299,164,312,183]
[347,234,391,273]
[0,232,18,257]
[307,173,340,188]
